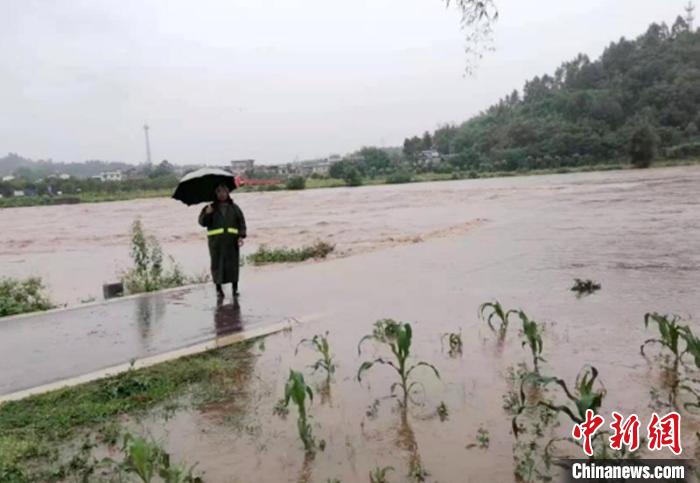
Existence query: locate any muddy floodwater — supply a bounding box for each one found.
[3,166,700,482]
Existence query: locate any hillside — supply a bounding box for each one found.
[406,15,700,171]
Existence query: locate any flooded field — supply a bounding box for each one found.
[2,165,700,481]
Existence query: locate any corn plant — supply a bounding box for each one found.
[538,366,605,425]
[357,320,440,407]
[516,310,545,373]
[441,331,462,357]
[677,326,700,410]
[570,278,601,296]
[104,433,202,483]
[284,370,315,454]
[479,301,517,338]
[370,466,394,483]
[641,313,686,405]
[641,313,686,366]
[296,332,335,382]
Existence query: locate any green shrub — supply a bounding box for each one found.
[665,141,700,159]
[629,124,657,168]
[121,220,187,294]
[343,167,363,187]
[248,241,334,265]
[385,171,413,184]
[285,176,306,190]
[0,277,54,317]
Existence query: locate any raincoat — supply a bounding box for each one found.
[198,198,247,284]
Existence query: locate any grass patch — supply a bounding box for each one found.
[248,240,334,265]
[0,277,54,318]
[0,340,256,477]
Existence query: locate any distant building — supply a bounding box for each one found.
[419,149,442,167]
[59,173,71,180]
[13,190,24,197]
[2,175,15,182]
[93,171,123,182]
[231,159,255,175]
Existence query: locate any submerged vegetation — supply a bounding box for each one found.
[121,219,194,294]
[357,320,440,407]
[295,332,336,382]
[0,340,256,480]
[283,370,316,454]
[570,278,601,296]
[247,240,335,265]
[479,300,516,339]
[0,276,54,317]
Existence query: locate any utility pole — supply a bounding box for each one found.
[143,124,152,165]
[686,1,696,31]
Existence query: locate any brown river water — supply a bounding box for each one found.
[2,166,700,481]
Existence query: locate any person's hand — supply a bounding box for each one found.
[205,204,214,214]
[238,239,245,247]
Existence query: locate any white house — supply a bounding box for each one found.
[94,171,123,182]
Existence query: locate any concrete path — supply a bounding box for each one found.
[0,285,303,398]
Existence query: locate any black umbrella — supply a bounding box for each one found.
[172,168,238,206]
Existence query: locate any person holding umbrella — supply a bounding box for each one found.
[198,184,246,300]
[172,168,247,300]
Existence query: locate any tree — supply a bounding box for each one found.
[421,131,433,150]
[402,136,422,159]
[151,160,175,178]
[343,167,363,187]
[286,176,306,190]
[629,125,657,168]
[359,147,391,175]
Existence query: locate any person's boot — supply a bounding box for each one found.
[216,284,225,301]
[233,283,240,298]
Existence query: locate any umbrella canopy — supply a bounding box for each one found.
[172,168,238,206]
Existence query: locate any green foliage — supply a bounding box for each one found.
[0,276,54,317]
[370,466,394,483]
[441,331,463,357]
[0,340,255,476]
[247,240,334,265]
[570,278,601,296]
[629,124,658,168]
[284,370,316,454]
[343,167,363,187]
[296,332,335,381]
[122,219,187,294]
[479,300,517,338]
[286,176,306,190]
[357,320,440,407]
[517,311,545,373]
[104,433,203,482]
[403,20,700,171]
[641,312,685,362]
[665,141,700,159]
[385,171,413,184]
[538,366,606,425]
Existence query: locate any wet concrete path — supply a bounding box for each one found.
[0,285,300,397]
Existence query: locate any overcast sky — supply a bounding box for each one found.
[0,0,689,165]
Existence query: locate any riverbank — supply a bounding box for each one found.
[2,157,698,209]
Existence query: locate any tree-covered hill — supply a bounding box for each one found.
[405,14,700,171]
